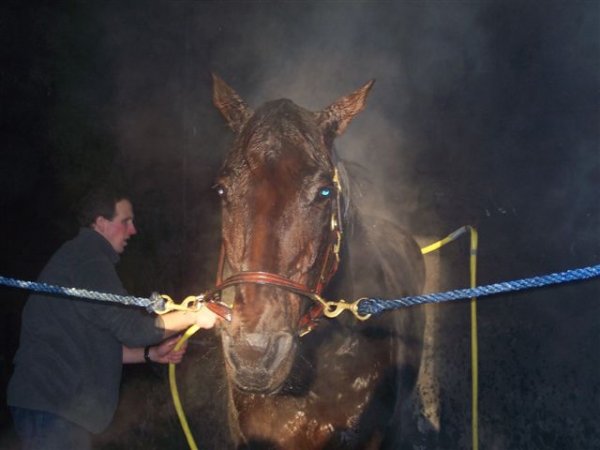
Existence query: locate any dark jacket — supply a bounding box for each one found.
[7,228,164,433]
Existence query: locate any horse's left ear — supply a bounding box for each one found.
[317,79,375,141]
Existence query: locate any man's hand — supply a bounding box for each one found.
[194,304,219,329]
[158,302,221,338]
[147,334,188,364]
[145,306,218,364]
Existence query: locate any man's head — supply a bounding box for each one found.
[78,187,137,254]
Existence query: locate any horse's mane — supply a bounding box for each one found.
[328,156,425,303]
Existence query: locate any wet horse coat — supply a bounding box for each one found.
[212,75,425,449]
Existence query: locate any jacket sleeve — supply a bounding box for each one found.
[69,257,165,347]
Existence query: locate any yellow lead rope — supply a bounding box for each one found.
[469,228,479,450]
[421,225,479,450]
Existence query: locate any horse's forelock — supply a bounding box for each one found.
[234,99,332,170]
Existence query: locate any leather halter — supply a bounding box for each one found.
[213,168,344,336]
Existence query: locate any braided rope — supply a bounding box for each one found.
[0,276,164,313]
[2,264,599,317]
[357,264,600,316]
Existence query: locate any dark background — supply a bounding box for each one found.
[1,1,598,449]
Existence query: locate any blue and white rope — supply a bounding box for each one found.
[357,264,600,316]
[2,264,599,317]
[0,276,164,312]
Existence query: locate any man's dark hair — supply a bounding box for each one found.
[77,187,129,228]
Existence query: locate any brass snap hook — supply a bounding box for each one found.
[312,294,371,321]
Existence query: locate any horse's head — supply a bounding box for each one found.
[212,74,373,393]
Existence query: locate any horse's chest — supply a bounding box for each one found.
[236,387,378,448]
[234,333,394,449]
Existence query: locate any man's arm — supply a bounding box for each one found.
[123,334,188,364]
[122,346,146,364]
[155,306,217,339]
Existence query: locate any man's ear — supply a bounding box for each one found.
[92,216,107,232]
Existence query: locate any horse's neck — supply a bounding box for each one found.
[325,212,425,303]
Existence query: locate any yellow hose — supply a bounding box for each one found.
[169,324,201,450]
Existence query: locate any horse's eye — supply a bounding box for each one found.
[318,186,333,199]
[213,184,227,198]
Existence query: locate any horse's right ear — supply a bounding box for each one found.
[212,73,254,133]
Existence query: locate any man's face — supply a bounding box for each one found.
[93,199,137,254]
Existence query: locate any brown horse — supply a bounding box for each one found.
[211,74,426,449]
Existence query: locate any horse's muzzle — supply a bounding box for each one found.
[221,330,296,393]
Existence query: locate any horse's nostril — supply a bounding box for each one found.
[244,333,269,351]
[225,331,295,371]
[274,332,293,353]
[263,332,294,369]
[243,332,293,354]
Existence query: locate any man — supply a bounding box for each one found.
[7,187,218,449]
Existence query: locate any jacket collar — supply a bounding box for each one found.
[79,227,120,264]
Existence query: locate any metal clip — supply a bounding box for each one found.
[153,294,202,315]
[153,292,233,322]
[312,294,371,321]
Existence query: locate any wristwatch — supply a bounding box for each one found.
[144,345,153,364]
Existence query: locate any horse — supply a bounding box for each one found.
[210,74,426,449]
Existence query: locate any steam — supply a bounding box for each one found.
[91,2,598,447]
[103,3,494,240]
